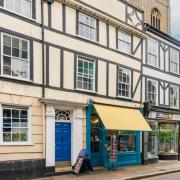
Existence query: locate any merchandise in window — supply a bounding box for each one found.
[170,48,179,74]
[117,67,131,98]
[2,107,29,143]
[147,80,157,105]
[78,12,97,41]
[118,31,131,54]
[4,0,32,18]
[147,39,158,67]
[76,57,95,92]
[2,34,30,80]
[170,85,179,108]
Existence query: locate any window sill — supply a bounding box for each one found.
[0,6,35,22]
[146,63,159,69]
[117,96,132,100]
[76,35,99,44]
[0,142,33,146]
[0,75,32,83]
[75,88,97,94]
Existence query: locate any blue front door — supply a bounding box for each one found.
[55,122,71,162]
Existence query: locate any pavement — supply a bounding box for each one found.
[35,160,180,180]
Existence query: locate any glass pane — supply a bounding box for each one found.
[12,128,20,142]
[3,45,11,55]
[3,118,11,127]
[12,109,19,118]
[3,65,11,76]
[3,109,11,117]
[3,56,11,66]
[12,37,19,48]
[22,40,28,50]
[19,61,28,78]
[12,118,20,127]
[22,0,31,18]
[20,110,27,118]
[3,35,11,46]
[3,133,11,142]
[20,129,28,141]
[20,119,28,127]
[12,47,20,58]
[12,58,20,77]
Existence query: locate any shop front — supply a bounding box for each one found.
[143,105,180,164]
[86,102,151,168]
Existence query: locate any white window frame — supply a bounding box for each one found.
[147,79,158,105]
[3,0,32,19]
[78,12,97,42]
[170,85,179,109]
[147,38,159,68]
[1,33,31,81]
[117,30,132,54]
[76,56,96,93]
[117,67,132,99]
[0,105,32,145]
[170,48,179,74]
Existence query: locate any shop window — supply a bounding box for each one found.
[106,130,136,152]
[2,107,30,143]
[151,8,161,30]
[170,85,179,108]
[117,67,131,98]
[78,12,97,42]
[147,39,158,67]
[91,117,100,153]
[147,79,158,105]
[117,31,131,54]
[76,56,96,92]
[170,48,179,74]
[159,123,179,155]
[55,110,71,121]
[4,0,32,18]
[1,33,30,80]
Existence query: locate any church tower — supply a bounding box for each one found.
[127,0,171,34]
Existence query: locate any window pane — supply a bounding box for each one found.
[3,35,11,46]
[12,118,20,127]
[12,128,20,142]
[3,45,11,56]
[20,110,28,118]
[3,133,11,142]
[20,129,28,141]
[12,37,19,48]
[3,109,11,117]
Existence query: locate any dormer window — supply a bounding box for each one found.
[151,8,161,30]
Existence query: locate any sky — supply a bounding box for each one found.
[171,0,180,40]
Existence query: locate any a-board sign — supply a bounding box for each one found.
[73,157,84,174]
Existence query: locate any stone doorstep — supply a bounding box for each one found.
[117,168,180,180]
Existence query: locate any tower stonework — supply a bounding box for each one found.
[127,0,171,34]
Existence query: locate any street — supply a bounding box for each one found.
[144,172,180,180]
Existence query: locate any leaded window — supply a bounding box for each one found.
[151,8,161,30]
[1,33,30,80]
[4,0,32,18]
[2,107,29,143]
[147,79,157,105]
[118,67,131,98]
[170,48,179,74]
[118,31,131,54]
[76,56,95,92]
[55,110,71,121]
[78,12,97,41]
[147,39,158,67]
[170,85,179,108]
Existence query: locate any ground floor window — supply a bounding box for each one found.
[106,130,136,152]
[2,106,30,143]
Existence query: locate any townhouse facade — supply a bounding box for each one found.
[0,0,179,179]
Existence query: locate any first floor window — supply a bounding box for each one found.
[147,79,157,105]
[170,85,179,108]
[170,48,179,74]
[76,56,95,92]
[4,0,32,18]
[147,39,158,67]
[117,67,131,98]
[2,107,29,143]
[1,33,30,80]
[78,12,97,41]
[118,31,131,54]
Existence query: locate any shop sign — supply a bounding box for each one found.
[148,111,173,120]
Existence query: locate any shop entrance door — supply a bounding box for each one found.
[91,117,103,166]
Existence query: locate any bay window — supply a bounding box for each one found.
[1,33,30,80]
[147,39,158,67]
[117,67,131,98]
[76,56,96,92]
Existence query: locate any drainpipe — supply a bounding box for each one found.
[41,0,45,98]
